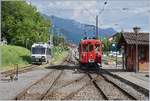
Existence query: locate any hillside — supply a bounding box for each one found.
[0,45,31,69]
[2,1,50,48]
[42,14,117,44]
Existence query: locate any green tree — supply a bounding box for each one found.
[2,1,51,48]
[53,35,65,47]
[113,32,122,43]
[102,38,111,53]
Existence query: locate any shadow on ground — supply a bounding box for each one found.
[103,69,127,72]
[45,64,117,75]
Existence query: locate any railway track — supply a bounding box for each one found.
[9,48,148,100]
[43,49,145,100]
[43,74,90,100]
[14,69,63,100]
[13,50,72,100]
[41,49,103,100]
[74,50,148,100]
[87,73,137,100]
[1,65,39,78]
[43,72,105,100]
[84,65,148,100]
[60,68,137,100]
[99,68,149,100]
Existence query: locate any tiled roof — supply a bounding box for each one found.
[123,32,149,45]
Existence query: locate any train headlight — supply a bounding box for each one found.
[82,54,85,59]
[31,56,35,60]
[41,56,45,60]
[96,53,101,57]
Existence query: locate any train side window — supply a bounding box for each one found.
[89,44,93,52]
[95,44,100,51]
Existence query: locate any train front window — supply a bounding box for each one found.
[89,44,93,52]
[32,47,45,54]
[82,44,88,52]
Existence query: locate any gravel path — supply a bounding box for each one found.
[0,68,51,100]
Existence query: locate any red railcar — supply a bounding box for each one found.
[79,38,103,67]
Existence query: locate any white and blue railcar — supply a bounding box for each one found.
[31,42,51,64]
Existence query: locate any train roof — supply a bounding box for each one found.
[31,42,50,48]
[80,39,102,44]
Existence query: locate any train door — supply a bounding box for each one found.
[87,43,95,63]
[95,44,101,54]
[80,43,88,63]
[95,43,102,64]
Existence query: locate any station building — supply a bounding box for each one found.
[119,32,149,72]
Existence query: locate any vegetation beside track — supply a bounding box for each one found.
[0,45,69,70]
[50,46,69,65]
[0,45,31,70]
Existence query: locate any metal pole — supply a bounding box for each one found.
[15,64,18,80]
[133,27,140,73]
[96,15,98,39]
[116,44,117,67]
[135,33,138,72]
[122,47,124,69]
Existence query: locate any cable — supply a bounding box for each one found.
[82,6,96,23]
[100,10,147,26]
[99,0,108,15]
[81,0,109,24]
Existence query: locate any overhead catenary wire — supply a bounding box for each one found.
[100,9,149,27]
[99,0,108,15]
[80,0,109,38]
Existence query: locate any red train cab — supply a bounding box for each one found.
[79,38,103,66]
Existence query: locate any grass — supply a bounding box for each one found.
[0,45,69,70]
[0,45,31,70]
[51,46,68,65]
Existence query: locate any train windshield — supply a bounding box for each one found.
[89,44,93,52]
[82,44,93,52]
[32,47,45,54]
[82,44,88,52]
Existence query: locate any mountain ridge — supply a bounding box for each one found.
[42,14,117,44]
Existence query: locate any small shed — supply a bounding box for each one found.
[119,32,149,72]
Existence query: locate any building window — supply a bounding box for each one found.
[139,48,145,60]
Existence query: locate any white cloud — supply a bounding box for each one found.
[27,0,149,31]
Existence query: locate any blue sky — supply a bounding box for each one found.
[27,0,150,32]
